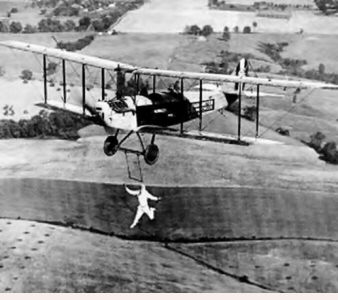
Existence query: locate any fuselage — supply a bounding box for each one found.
[95,86,228,131]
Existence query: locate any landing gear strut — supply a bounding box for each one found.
[103,131,159,165]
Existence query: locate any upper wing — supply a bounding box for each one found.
[1,40,337,91]
[133,68,338,90]
[0,40,136,71]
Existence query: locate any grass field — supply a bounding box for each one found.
[1,176,338,292]
[0,219,263,292]
[173,240,338,292]
[0,129,332,191]
[1,177,338,241]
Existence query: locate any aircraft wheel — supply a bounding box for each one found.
[144,144,159,165]
[103,136,118,156]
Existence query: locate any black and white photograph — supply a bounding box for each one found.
[0,0,338,293]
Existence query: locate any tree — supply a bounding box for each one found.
[21,69,33,81]
[314,0,338,15]
[201,25,214,37]
[47,62,58,75]
[9,21,22,33]
[189,25,202,35]
[222,27,231,41]
[308,131,326,152]
[321,141,338,164]
[318,63,326,75]
[38,18,64,32]
[64,19,76,31]
[23,24,37,34]
[275,127,290,136]
[0,66,5,77]
[233,26,239,33]
[78,16,91,31]
[243,26,251,34]
[243,106,257,121]
[92,19,105,32]
[252,21,258,31]
[0,21,9,33]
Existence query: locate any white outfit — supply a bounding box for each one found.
[125,185,160,228]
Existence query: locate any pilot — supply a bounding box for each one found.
[173,80,180,93]
[235,58,249,90]
[168,83,175,93]
[140,81,149,97]
[125,184,161,229]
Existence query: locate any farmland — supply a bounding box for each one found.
[1,0,338,293]
[115,0,338,34]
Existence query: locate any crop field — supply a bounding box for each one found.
[1,176,338,292]
[173,240,338,292]
[115,0,337,34]
[0,219,264,292]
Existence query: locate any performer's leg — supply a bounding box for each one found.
[144,206,155,220]
[130,206,144,228]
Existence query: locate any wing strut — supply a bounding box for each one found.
[43,54,47,104]
[101,68,105,100]
[136,73,140,95]
[62,59,66,104]
[180,78,184,134]
[199,79,203,131]
[256,84,260,138]
[237,83,242,141]
[152,75,156,94]
[82,64,86,115]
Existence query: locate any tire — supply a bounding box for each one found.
[103,136,118,156]
[144,144,159,165]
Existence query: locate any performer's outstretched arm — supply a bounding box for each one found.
[145,190,160,201]
[125,185,140,196]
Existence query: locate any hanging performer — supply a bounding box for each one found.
[125,184,161,229]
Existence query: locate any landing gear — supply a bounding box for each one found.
[144,144,159,165]
[103,136,118,156]
[102,131,160,165]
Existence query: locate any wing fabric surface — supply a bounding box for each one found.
[1,40,338,91]
[133,68,338,90]
[0,40,136,71]
[35,100,93,117]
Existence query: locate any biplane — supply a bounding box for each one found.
[1,40,337,166]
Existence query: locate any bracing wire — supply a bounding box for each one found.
[9,50,46,108]
[84,65,102,103]
[258,88,316,138]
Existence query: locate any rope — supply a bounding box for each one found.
[125,151,144,183]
